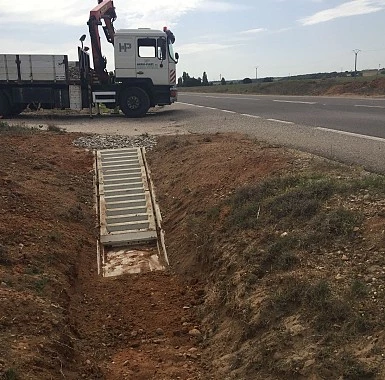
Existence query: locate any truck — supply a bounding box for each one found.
[0,0,179,118]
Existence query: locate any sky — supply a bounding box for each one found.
[0,0,384,81]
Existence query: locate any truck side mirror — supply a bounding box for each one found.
[175,52,179,60]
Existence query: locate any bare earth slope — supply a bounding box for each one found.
[0,129,206,380]
[1,128,385,379]
[148,134,385,379]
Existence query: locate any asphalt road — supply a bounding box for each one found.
[179,92,385,139]
[12,95,385,174]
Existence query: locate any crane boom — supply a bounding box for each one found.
[88,0,117,83]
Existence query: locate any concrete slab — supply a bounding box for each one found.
[95,147,168,277]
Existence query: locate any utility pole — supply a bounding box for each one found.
[255,66,259,80]
[353,49,361,76]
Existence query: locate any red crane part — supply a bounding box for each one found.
[88,0,117,83]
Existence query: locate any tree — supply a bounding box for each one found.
[221,77,226,85]
[242,77,252,84]
[182,71,190,85]
[179,71,203,87]
[202,72,209,86]
[177,77,183,86]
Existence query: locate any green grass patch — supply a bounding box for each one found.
[270,277,307,316]
[3,368,18,380]
[0,244,11,265]
[46,123,65,133]
[342,356,375,379]
[309,209,360,241]
[305,280,331,308]
[33,277,49,294]
[349,280,369,299]
[0,121,38,135]
[350,174,385,196]
[228,175,340,229]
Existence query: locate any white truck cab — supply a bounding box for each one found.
[115,28,178,87]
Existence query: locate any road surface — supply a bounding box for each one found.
[179,92,385,139]
[11,95,385,174]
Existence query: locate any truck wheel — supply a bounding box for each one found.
[0,92,11,118]
[119,87,150,118]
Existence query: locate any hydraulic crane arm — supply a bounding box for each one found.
[88,0,117,83]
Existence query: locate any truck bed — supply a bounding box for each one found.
[0,54,71,83]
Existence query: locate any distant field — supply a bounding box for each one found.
[179,76,385,97]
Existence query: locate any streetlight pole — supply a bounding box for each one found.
[255,66,259,80]
[353,49,361,76]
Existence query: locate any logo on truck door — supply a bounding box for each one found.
[119,43,132,52]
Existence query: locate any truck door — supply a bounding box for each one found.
[136,37,168,85]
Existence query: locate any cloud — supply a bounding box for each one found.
[117,0,204,29]
[239,28,267,35]
[0,0,243,29]
[197,1,249,12]
[0,0,205,27]
[178,42,231,55]
[0,0,90,26]
[300,0,385,25]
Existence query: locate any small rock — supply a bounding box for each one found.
[188,328,201,337]
[86,359,91,365]
[342,255,349,261]
[155,328,164,336]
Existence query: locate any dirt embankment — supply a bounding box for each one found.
[181,77,385,97]
[0,129,207,380]
[1,127,385,379]
[148,134,385,379]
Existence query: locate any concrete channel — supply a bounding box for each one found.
[95,147,168,277]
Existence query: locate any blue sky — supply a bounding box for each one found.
[0,0,384,81]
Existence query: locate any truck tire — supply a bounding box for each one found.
[0,91,11,118]
[119,87,150,118]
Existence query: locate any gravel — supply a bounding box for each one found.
[72,134,157,150]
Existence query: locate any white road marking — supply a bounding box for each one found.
[178,102,296,125]
[241,114,261,118]
[273,100,317,105]
[178,102,205,108]
[355,104,385,109]
[316,127,385,143]
[204,95,260,101]
[267,118,294,124]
